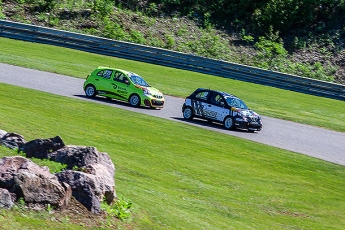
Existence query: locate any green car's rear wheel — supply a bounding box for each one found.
[85,85,96,98]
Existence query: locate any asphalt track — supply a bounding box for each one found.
[1,63,345,166]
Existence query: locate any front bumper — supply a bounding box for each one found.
[235,120,262,131]
[143,97,165,108]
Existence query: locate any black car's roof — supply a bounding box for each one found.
[194,88,238,99]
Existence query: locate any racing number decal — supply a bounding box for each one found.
[192,100,217,118]
[203,110,217,118]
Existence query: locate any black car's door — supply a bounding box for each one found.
[203,92,229,122]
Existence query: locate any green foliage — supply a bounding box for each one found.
[254,35,288,69]
[37,12,49,22]
[0,4,5,19]
[13,0,27,4]
[186,32,231,59]
[146,2,159,16]
[292,61,335,82]
[2,0,344,83]
[48,16,59,27]
[101,196,132,221]
[92,0,114,17]
[293,36,307,49]
[176,25,187,36]
[129,29,146,43]
[147,35,165,48]
[240,29,254,44]
[165,34,175,48]
[203,11,212,30]
[26,0,57,11]
[102,19,129,40]
[12,197,27,211]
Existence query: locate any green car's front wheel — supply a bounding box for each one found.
[129,94,141,107]
[85,85,96,98]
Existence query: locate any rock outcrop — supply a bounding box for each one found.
[0,130,117,214]
[0,156,71,209]
[20,136,65,159]
[0,131,26,150]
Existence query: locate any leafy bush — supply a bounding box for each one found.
[101,196,132,221]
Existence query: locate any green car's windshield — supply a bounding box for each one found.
[129,73,150,87]
[225,96,248,109]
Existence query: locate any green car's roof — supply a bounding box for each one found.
[97,66,131,75]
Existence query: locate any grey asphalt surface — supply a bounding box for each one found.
[1,63,345,166]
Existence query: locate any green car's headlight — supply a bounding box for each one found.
[143,88,152,96]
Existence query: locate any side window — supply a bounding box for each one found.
[195,91,209,101]
[114,72,127,83]
[97,70,113,79]
[210,93,225,106]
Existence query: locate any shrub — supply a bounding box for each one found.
[101,196,132,221]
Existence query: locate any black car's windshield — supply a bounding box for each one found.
[225,96,248,109]
[129,73,150,87]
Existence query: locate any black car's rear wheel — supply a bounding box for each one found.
[224,116,235,130]
[129,94,141,107]
[183,106,194,120]
[85,85,96,98]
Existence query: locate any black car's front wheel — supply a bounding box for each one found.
[85,85,96,98]
[183,106,194,120]
[129,94,141,107]
[223,116,235,130]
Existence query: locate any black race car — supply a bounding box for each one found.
[182,88,262,131]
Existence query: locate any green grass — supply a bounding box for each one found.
[1,83,345,229]
[1,37,345,132]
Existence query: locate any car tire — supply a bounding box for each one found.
[224,116,235,130]
[129,94,141,107]
[183,106,194,120]
[85,85,96,98]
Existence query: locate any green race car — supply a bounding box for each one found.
[83,67,165,109]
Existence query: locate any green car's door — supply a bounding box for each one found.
[93,69,114,93]
[109,71,131,101]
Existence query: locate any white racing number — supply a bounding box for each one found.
[203,110,217,119]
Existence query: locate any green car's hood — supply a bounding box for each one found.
[137,85,164,97]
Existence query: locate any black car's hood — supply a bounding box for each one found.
[237,109,261,118]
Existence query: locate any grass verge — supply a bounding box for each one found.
[1,83,345,229]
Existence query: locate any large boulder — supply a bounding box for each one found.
[84,163,116,204]
[56,170,102,214]
[0,131,26,150]
[0,156,71,209]
[51,146,116,208]
[21,136,65,159]
[48,145,115,174]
